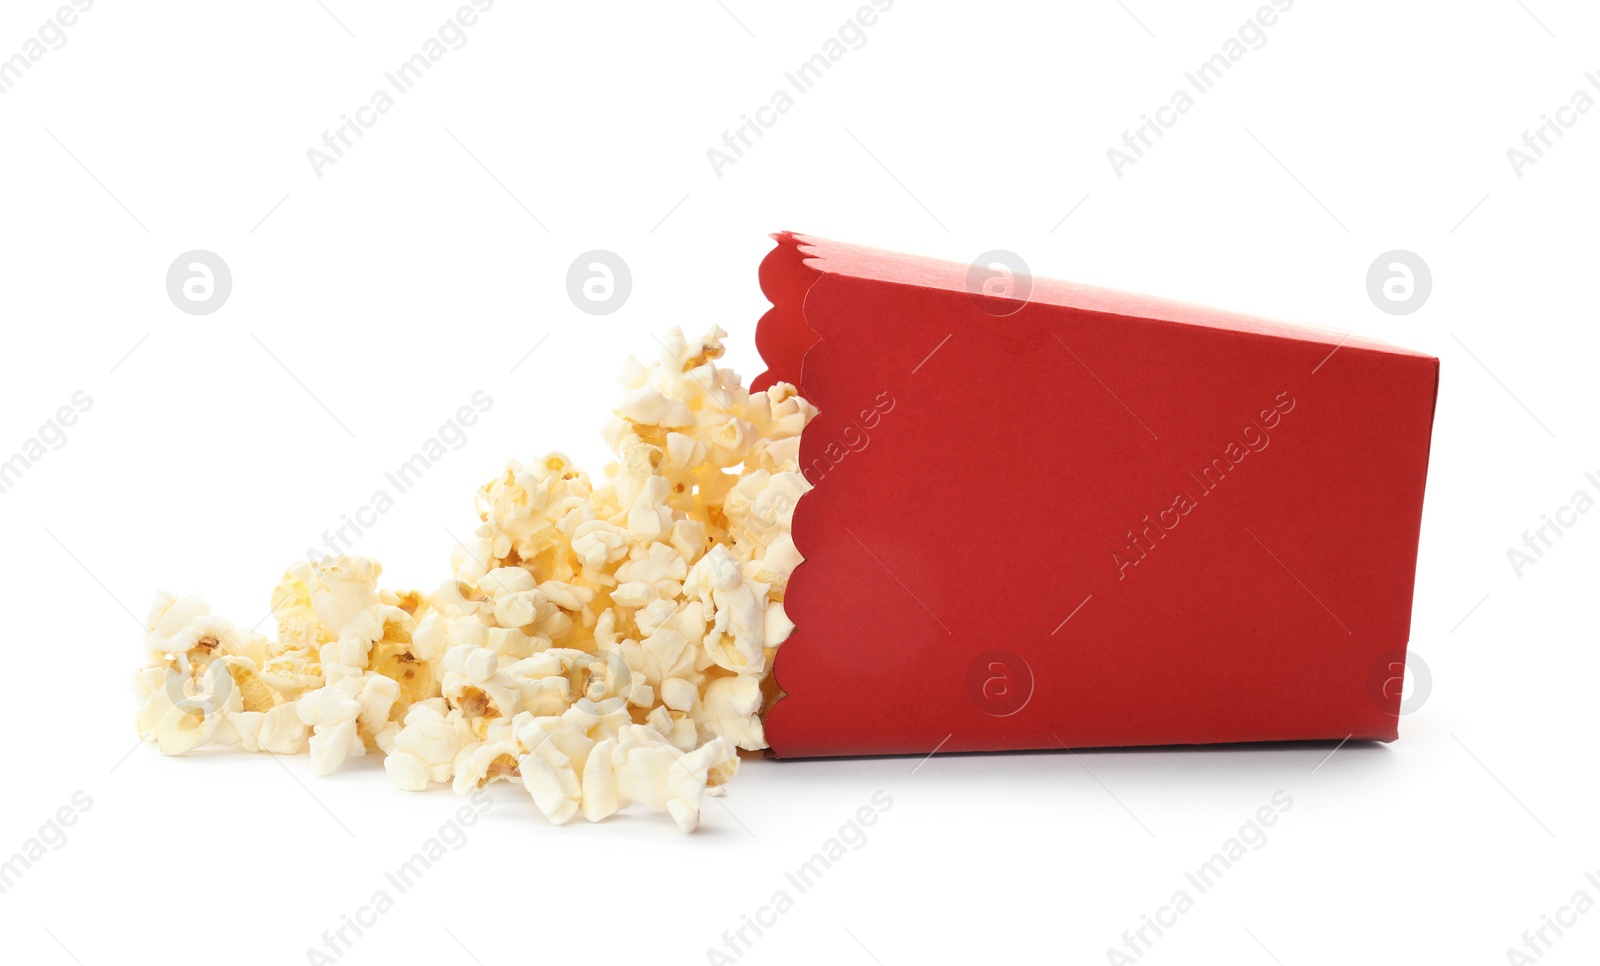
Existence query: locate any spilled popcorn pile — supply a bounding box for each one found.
[134,327,812,832]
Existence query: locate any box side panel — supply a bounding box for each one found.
[766,272,1438,758]
[787,231,1427,361]
[752,232,822,392]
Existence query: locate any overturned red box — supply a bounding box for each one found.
[754,232,1439,759]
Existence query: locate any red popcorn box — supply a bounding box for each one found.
[753,232,1439,759]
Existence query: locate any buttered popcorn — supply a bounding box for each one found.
[134,327,813,832]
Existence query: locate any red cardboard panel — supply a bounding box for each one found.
[758,232,1439,759]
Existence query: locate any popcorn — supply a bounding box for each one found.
[441,644,521,720]
[452,738,525,795]
[296,670,399,775]
[686,546,769,675]
[135,657,241,756]
[142,593,216,663]
[697,674,767,751]
[240,703,310,755]
[515,715,592,824]
[133,327,813,832]
[383,700,474,791]
[275,557,384,644]
[609,727,739,832]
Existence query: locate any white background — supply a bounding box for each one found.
[1,1,1596,963]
